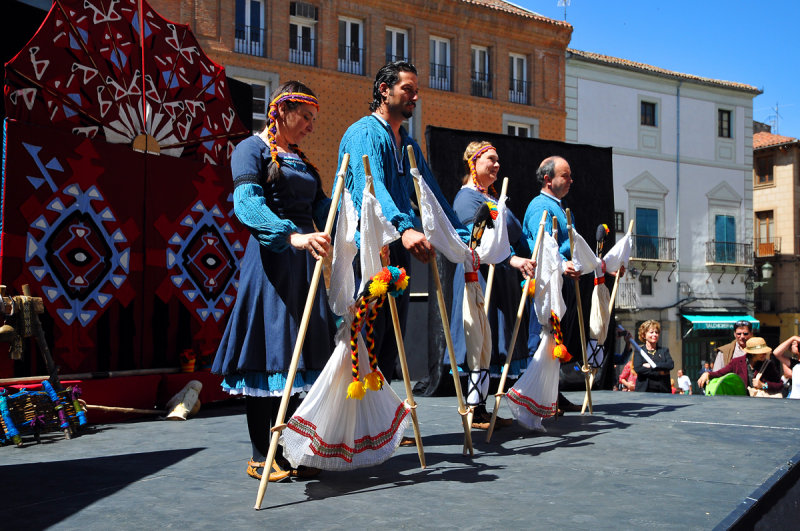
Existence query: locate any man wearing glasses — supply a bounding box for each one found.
[712,320,753,371]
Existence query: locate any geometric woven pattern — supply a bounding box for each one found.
[2,0,249,376]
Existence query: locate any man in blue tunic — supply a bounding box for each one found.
[522,155,582,413]
[336,61,468,383]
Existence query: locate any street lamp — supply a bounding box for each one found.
[761,262,773,280]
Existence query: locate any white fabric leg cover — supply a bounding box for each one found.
[466,369,490,406]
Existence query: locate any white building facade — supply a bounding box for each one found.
[565,49,762,382]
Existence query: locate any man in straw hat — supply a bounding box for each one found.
[698,337,784,396]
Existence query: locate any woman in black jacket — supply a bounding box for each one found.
[633,320,674,393]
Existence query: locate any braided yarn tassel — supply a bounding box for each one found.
[363,297,385,391]
[550,311,572,362]
[347,298,369,400]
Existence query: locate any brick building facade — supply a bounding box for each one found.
[148,0,572,189]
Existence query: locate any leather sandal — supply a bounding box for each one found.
[247,459,290,482]
[291,465,321,479]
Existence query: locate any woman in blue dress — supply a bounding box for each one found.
[449,141,536,429]
[212,81,334,482]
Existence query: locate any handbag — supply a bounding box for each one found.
[747,386,783,398]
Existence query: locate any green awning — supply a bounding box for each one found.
[681,314,760,331]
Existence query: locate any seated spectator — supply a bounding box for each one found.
[697,337,784,397]
[618,359,637,392]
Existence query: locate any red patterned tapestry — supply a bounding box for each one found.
[1,0,249,377]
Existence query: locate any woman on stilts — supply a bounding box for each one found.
[449,141,535,429]
[212,81,334,482]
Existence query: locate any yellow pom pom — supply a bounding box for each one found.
[369,279,388,298]
[364,370,384,391]
[347,380,366,400]
[396,274,409,292]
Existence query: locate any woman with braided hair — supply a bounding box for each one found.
[449,141,535,429]
[212,80,334,482]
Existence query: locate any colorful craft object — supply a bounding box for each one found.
[346,266,409,400]
[550,311,572,362]
[0,392,22,446]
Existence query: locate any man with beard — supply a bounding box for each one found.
[336,61,468,384]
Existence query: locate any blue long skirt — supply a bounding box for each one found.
[212,235,334,396]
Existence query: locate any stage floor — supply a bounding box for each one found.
[2,385,798,529]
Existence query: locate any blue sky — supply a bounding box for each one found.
[514,1,800,138]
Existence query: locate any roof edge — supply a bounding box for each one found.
[567,48,762,95]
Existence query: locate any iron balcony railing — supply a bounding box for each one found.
[234,25,267,57]
[509,78,530,104]
[754,237,781,257]
[338,45,364,75]
[429,63,452,91]
[385,53,411,64]
[471,71,492,98]
[705,241,752,266]
[631,235,676,261]
[290,37,316,66]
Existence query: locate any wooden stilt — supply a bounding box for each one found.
[566,209,592,415]
[406,146,473,456]
[363,155,425,469]
[486,210,547,443]
[580,219,633,414]
[254,155,348,510]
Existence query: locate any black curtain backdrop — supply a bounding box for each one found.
[418,125,617,395]
[227,76,253,133]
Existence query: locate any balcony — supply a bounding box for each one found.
[471,71,492,98]
[631,234,676,262]
[705,241,752,266]
[338,45,364,75]
[289,38,316,66]
[754,237,781,257]
[509,78,530,105]
[234,25,267,57]
[429,63,452,91]
[386,53,411,64]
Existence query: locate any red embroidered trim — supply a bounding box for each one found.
[286,403,409,463]
[507,388,557,418]
[464,272,479,283]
